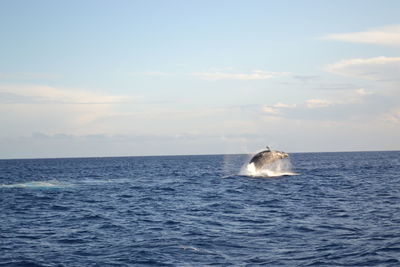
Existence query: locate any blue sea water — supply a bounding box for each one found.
[1,151,400,267]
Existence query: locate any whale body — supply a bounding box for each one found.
[249,148,288,171]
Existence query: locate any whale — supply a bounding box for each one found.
[249,147,288,171]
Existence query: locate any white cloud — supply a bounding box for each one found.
[292,75,319,83]
[325,56,400,81]
[383,108,400,124]
[273,102,297,108]
[133,71,172,77]
[355,88,372,96]
[261,102,296,114]
[305,88,375,109]
[131,69,291,81]
[262,106,279,114]
[322,25,400,46]
[193,70,290,80]
[0,85,127,104]
[0,85,131,135]
[306,99,333,108]
[0,72,61,80]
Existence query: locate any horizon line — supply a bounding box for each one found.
[1,149,399,161]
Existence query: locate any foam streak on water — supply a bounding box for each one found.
[0,180,66,188]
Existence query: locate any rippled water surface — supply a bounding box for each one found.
[1,151,400,266]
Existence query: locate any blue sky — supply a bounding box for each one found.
[0,0,399,158]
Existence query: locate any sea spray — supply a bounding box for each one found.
[241,158,297,177]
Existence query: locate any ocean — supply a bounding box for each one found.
[1,151,400,266]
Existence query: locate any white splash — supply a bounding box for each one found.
[241,159,297,177]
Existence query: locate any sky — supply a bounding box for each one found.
[0,0,399,158]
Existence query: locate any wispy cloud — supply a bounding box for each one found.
[292,75,319,83]
[193,70,290,80]
[132,71,172,77]
[306,99,333,108]
[383,108,400,124]
[315,83,358,91]
[0,85,132,135]
[325,56,400,81]
[322,25,400,46]
[306,88,375,109]
[355,88,372,96]
[0,72,61,81]
[262,102,297,114]
[0,85,128,105]
[273,102,297,108]
[258,88,386,124]
[130,69,291,81]
[262,106,280,114]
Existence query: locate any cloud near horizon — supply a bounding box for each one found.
[306,99,333,108]
[259,87,399,125]
[263,88,374,113]
[131,69,291,81]
[325,56,400,81]
[384,108,400,124]
[0,85,131,136]
[262,102,297,115]
[322,25,400,46]
[0,84,128,105]
[193,70,290,80]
